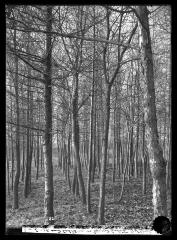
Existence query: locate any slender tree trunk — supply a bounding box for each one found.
[87,45,95,212]
[57,133,61,169]
[91,117,96,183]
[24,127,30,198]
[137,6,167,217]
[6,139,10,196]
[11,128,14,191]
[21,134,25,182]
[24,75,30,196]
[33,138,36,168]
[116,82,121,178]
[98,83,112,224]
[36,133,39,180]
[112,87,116,183]
[9,85,14,190]
[117,146,129,203]
[166,127,171,191]
[40,138,44,169]
[127,125,131,181]
[13,25,21,209]
[97,129,101,175]
[129,127,134,177]
[44,6,54,224]
[29,134,33,192]
[67,132,71,189]
[24,31,33,197]
[142,118,147,194]
[166,102,171,194]
[72,162,80,197]
[166,81,171,191]
[135,70,140,178]
[72,73,86,204]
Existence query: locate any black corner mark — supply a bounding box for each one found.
[152,216,171,235]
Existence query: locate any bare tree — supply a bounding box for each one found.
[136,6,167,218]
[13,22,21,209]
[98,8,138,224]
[43,6,54,224]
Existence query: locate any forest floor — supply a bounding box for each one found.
[6,157,171,234]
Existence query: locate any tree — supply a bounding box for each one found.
[97,7,138,224]
[43,6,54,224]
[87,5,96,213]
[136,6,167,218]
[13,20,21,209]
[24,33,33,197]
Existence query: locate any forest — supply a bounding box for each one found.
[6,5,171,234]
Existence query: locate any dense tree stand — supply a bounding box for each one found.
[6,5,171,228]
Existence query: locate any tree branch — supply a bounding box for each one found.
[110,22,138,85]
[6,121,45,132]
[8,27,139,50]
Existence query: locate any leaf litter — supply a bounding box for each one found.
[6,164,171,234]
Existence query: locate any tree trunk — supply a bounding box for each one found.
[40,137,44,169]
[11,127,14,191]
[137,6,167,217]
[9,84,14,191]
[142,118,147,194]
[13,25,21,209]
[67,132,71,189]
[57,133,61,169]
[87,46,95,212]
[135,69,140,178]
[72,73,86,205]
[116,81,121,178]
[6,139,10,196]
[29,134,33,192]
[24,127,30,198]
[72,163,80,197]
[117,145,129,203]
[36,133,39,180]
[98,83,112,224]
[166,84,171,191]
[44,6,54,224]
[21,134,25,182]
[24,56,31,197]
[112,87,116,183]
[97,130,101,175]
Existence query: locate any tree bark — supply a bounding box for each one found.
[67,132,71,189]
[72,73,86,204]
[6,139,10,196]
[11,123,14,191]
[13,54,20,206]
[142,118,147,194]
[13,25,21,209]
[112,103,116,183]
[87,53,95,213]
[135,69,140,178]
[137,6,167,217]
[36,132,39,180]
[24,77,31,197]
[97,83,112,224]
[21,133,25,182]
[44,6,54,224]
[24,34,33,197]
[24,127,30,197]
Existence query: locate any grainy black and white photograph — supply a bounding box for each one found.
[6,5,171,235]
